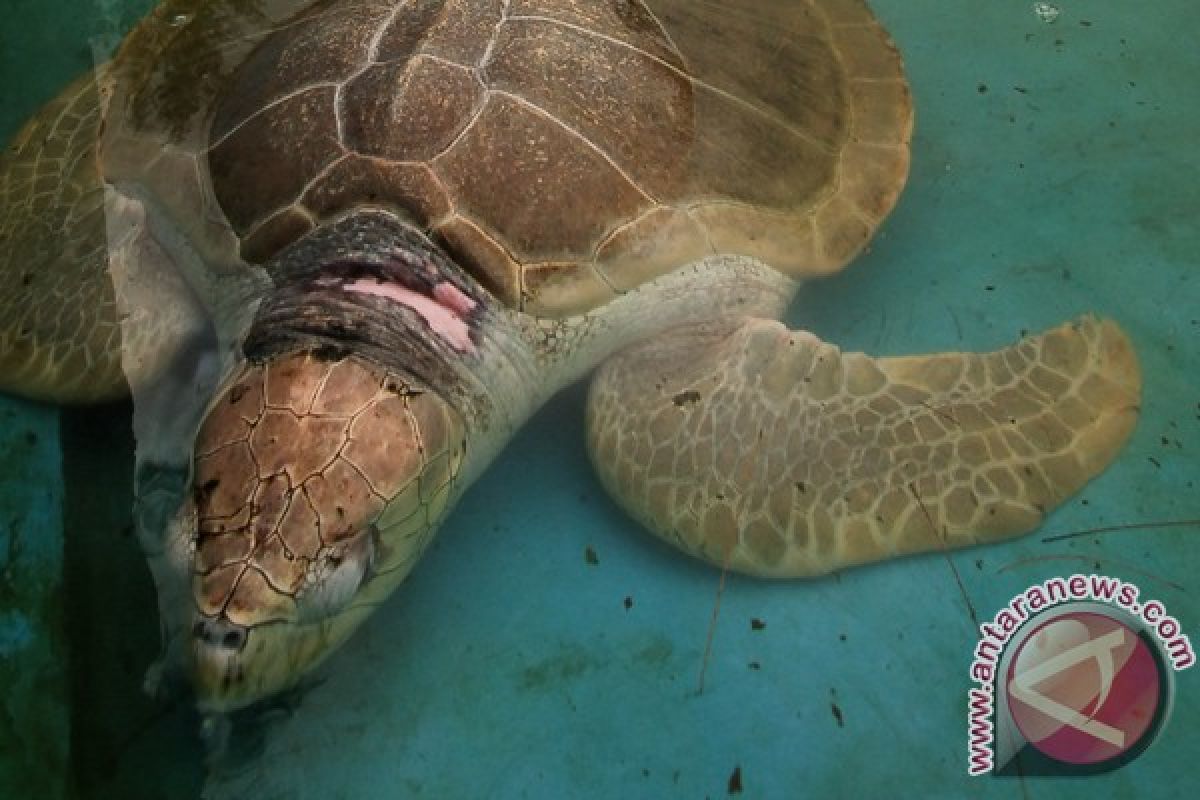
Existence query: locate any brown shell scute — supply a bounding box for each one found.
[342,58,483,161]
[198,0,910,314]
[209,86,341,231]
[683,87,838,209]
[302,157,450,223]
[208,3,394,142]
[512,0,686,67]
[376,0,499,64]
[483,18,694,200]
[436,93,651,259]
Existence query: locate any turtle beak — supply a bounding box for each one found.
[188,604,376,713]
[188,523,380,712]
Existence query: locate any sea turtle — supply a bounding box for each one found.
[0,0,1140,712]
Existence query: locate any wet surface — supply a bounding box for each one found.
[0,1,1197,798]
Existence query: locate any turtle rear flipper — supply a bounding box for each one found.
[0,70,209,404]
[586,316,1140,577]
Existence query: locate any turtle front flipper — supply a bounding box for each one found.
[0,71,209,404]
[0,72,124,402]
[586,316,1140,577]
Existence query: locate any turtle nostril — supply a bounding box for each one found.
[192,616,248,652]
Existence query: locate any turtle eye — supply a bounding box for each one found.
[296,527,377,622]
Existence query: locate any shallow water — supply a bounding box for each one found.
[0,1,1197,797]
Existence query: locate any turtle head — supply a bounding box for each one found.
[178,350,464,711]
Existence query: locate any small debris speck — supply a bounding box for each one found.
[585,546,599,566]
[672,390,701,408]
[1032,2,1060,24]
[750,618,766,631]
[623,595,633,610]
[728,765,743,795]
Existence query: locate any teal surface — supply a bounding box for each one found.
[0,1,1197,798]
[0,405,67,796]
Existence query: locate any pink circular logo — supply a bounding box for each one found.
[1005,612,1162,765]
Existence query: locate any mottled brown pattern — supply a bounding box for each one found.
[484,18,693,200]
[374,0,456,62]
[303,157,451,222]
[194,442,257,527]
[209,2,393,141]
[509,0,685,67]
[209,86,342,231]
[412,0,506,65]
[190,352,465,627]
[435,93,651,259]
[342,58,484,161]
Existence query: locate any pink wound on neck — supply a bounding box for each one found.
[432,282,476,316]
[344,279,476,354]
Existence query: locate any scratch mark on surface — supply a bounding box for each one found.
[1040,518,1200,543]
[946,305,964,343]
[910,482,979,627]
[996,554,1186,593]
[696,546,734,696]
